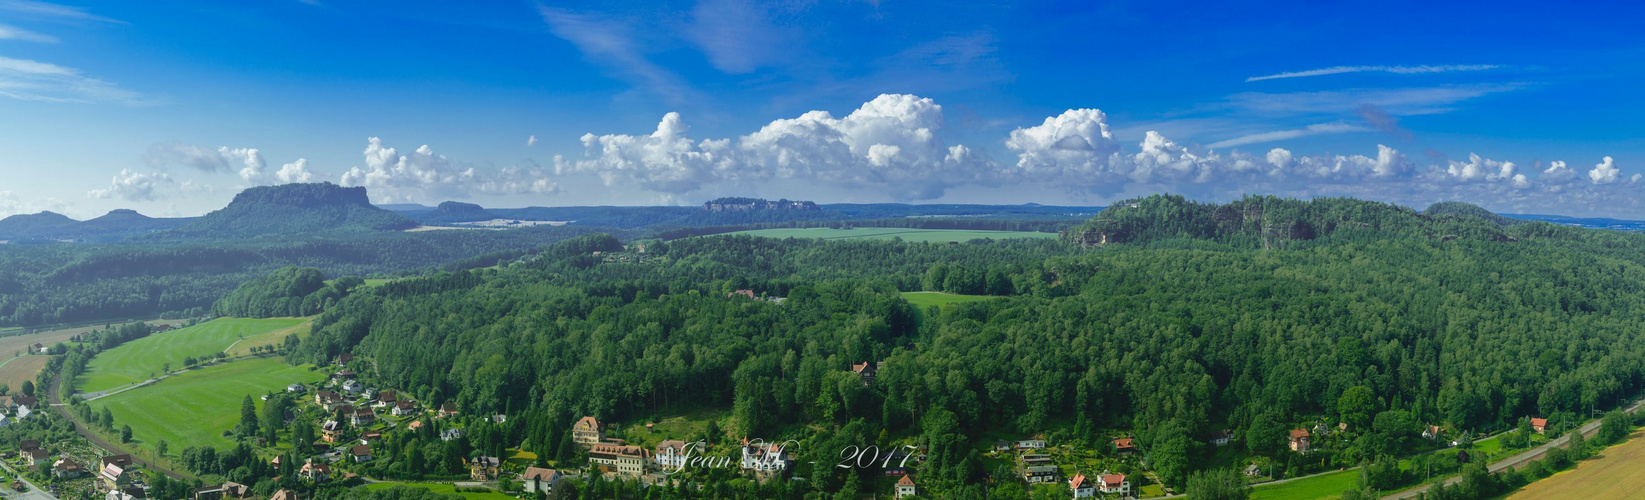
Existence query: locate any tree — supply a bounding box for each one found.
[19,380,33,398]
[120,425,133,443]
[99,407,114,429]
[1153,420,1195,489]
[1597,410,1630,445]
[1246,414,1286,458]
[239,394,259,437]
[1185,468,1249,500]
[1338,386,1377,431]
[1567,428,1587,460]
[157,440,169,456]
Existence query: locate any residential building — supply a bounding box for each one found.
[1112,438,1136,455]
[1423,425,1443,440]
[360,431,382,444]
[341,380,363,394]
[589,444,649,477]
[1023,465,1059,484]
[100,454,133,470]
[896,475,917,498]
[349,445,372,463]
[1098,474,1131,496]
[376,391,397,407]
[19,439,39,452]
[101,463,131,489]
[1531,418,1549,434]
[521,467,563,494]
[299,460,331,482]
[439,403,459,418]
[28,449,50,470]
[1069,474,1095,498]
[269,490,298,500]
[316,391,342,410]
[851,362,880,386]
[321,420,344,443]
[655,440,691,469]
[392,401,416,417]
[286,384,305,393]
[441,428,464,442]
[337,353,353,366]
[351,407,376,426]
[1289,429,1311,453]
[728,289,756,299]
[1015,436,1047,449]
[470,456,501,481]
[52,458,86,479]
[572,416,603,448]
[1209,429,1232,447]
[739,439,789,472]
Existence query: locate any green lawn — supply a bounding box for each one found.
[900,291,1001,308]
[76,317,306,393]
[88,357,324,454]
[723,227,1059,243]
[363,483,516,500]
[1250,470,1359,500]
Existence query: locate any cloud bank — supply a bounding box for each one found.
[340,137,558,203]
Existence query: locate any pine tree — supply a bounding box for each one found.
[240,395,260,437]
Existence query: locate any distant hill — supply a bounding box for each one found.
[0,211,77,239]
[1064,194,1526,248]
[0,209,190,242]
[419,201,498,224]
[1423,201,1526,227]
[159,183,417,239]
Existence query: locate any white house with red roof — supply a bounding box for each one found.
[1098,473,1130,496]
[1069,473,1096,498]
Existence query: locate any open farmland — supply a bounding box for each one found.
[87,357,324,454]
[1507,430,1645,499]
[725,227,1059,243]
[0,355,47,393]
[75,317,306,393]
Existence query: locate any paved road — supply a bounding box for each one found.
[0,456,58,500]
[1382,398,1645,500]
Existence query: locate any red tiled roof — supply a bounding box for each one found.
[896,475,915,486]
[1069,474,1088,489]
[1101,474,1126,487]
[1113,438,1135,449]
[1290,429,1310,439]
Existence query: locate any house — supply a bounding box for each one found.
[521,467,564,494]
[376,391,397,407]
[194,482,251,500]
[441,429,464,442]
[392,401,416,417]
[1423,425,1443,440]
[349,445,372,463]
[1023,465,1059,484]
[316,391,343,409]
[31,343,43,353]
[1015,436,1047,449]
[193,486,224,500]
[222,481,252,499]
[1245,464,1264,477]
[337,353,353,366]
[269,490,298,500]
[0,414,10,429]
[407,420,425,431]
[1209,429,1232,447]
[993,440,1012,452]
[739,438,790,472]
[655,440,691,469]
[351,407,376,426]
[359,431,382,444]
[1019,454,1053,467]
[1289,429,1311,453]
[19,439,39,452]
[1112,438,1137,454]
[1098,474,1131,496]
[286,384,305,393]
[299,460,331,482]
[333,369,356,380]
[469,456,501,481]
[728,289,756,299]
[1531,418,1549,434]
[851,362,880,386]
[1338,422,1350,433]
[107,488,145,500]
[341,380,363,394]
[13,395,36,409]
[1070,474,1096,498]
[439,403,459,418]
[321,420,344,443]
[14,406,29,420]
[573,416,603,448]
[101,463,131,489]
[52,458,86,479]
[28,449,50,470]
[589,444,649,477]
[896,475,918,498]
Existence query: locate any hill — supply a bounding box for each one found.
[1062,194,1520,248]
[0,210,190,242]
[419,201,498,224]
[159,183,416,239]
[1424,201,1527,227]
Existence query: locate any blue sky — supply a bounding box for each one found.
[1,0,1643,218]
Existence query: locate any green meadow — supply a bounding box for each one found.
[362,483,516,500]
[900,291,1002,308]
[724,227,1058,243]
[76,317,306,393]
[88,357,323,454]
[1249,469,1360,500]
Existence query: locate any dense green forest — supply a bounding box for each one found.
[212,266,360,318]
[278,195,1645,497]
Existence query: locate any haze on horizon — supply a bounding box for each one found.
[1,0,1643,219]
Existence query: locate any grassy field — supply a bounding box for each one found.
[0,321,155,358]
[1507,430,1645,499]
[87,357,324,454]
[224,318,312,357]
[0,356,48,393]
[1250,470,1359,500]
[724,227,1059,243]
[900,291,1000,308]
[363,482,515,500]
[76,317,306,393]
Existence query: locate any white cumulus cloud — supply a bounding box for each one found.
[277,159,316,183]
[87,169,172,201]
[342,137,558,203]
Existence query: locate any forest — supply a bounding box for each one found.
[275,195,1645,498]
